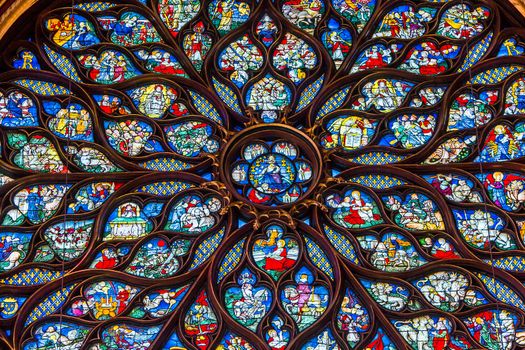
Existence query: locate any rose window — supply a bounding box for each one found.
[1,0,525,349]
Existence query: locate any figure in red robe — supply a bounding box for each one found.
[264,240,295,271]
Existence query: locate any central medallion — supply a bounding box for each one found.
[249,153,296,195]
[221,124,322,208]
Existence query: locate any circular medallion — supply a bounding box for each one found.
[221,124,322,208]
[249,154,296,194]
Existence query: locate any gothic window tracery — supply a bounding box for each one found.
[1,0,525,349]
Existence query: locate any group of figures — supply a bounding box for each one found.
[3,0,525,349]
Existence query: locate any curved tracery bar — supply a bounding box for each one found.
[1,0,525,349]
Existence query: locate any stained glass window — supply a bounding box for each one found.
[1,0,525,349]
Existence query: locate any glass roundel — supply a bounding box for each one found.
[3,0,525,349]
[222,125,322,207]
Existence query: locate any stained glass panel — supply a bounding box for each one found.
[1,0,525,349]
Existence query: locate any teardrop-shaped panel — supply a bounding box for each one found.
[224,267,272,331]
[281,266,329,331]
